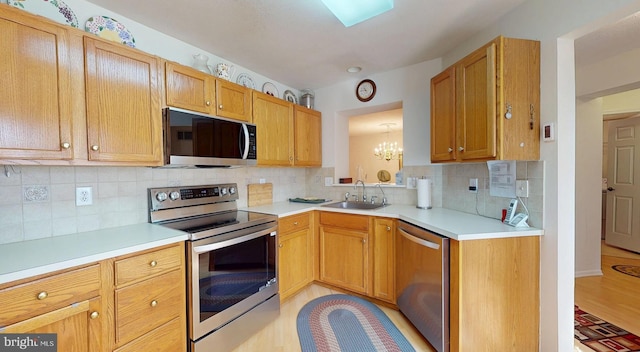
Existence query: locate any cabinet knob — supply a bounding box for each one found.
[150,300,158,307]
[219,104,223,109]
[386,226,391,231]
[279,243,283,248]
[149,260,157,267]
[61,142,71,149]
[458,146,464,152]
[90,311,99,319]
[293,221,299,226]
[91,145,99,151]
[362,239,366,244]
[206,100,211,106]
[448,147,453,153]
[37,291,48,300]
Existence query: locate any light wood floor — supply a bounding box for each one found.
[574,242,640,351]
[232,284,434,352]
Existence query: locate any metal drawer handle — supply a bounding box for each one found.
[37,291,48,300]
[151,300,158,307]
[149,260,157,267]
[398,228,441,250]
[90,311,99,319]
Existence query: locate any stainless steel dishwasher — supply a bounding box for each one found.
[396,220,449,352]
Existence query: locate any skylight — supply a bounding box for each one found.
[321,0,394,27]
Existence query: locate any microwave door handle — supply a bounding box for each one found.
[240,124,250,159]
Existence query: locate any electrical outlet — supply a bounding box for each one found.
[516,180,529,198]
[76,187,93,206]
[469,178,478,193]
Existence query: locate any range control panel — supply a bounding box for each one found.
[148,183,239,212]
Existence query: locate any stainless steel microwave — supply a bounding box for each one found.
[162,108,257,167]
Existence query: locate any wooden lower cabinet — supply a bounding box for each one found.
[317,213,396,302]
[449,236,540,351]
[0,264,105,351]
[112,243,186,352]
[278,213,314,301]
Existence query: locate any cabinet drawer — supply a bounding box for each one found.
[279,213,310,234]
[115,269,184,344]
[320,212,368,231]
[0,264,101,325]
[114,317,185,352]
[115,244,182,286]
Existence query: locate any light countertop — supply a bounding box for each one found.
[241,202,543,241]
[0,223,188,284]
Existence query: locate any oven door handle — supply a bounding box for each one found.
[398,227,440,250]
[192,228,276,254]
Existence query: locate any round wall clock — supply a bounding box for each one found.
[356,79,376,102]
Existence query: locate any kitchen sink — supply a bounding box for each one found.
[321,201,388,210]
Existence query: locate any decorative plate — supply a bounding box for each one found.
[283,90,297,104]
[377,170,391,183]
[236,73,256,89]
[9,0,78,28]
[262,82,279,97]
[85,16,136,48]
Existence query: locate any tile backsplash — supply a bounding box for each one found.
[0,161,543,244]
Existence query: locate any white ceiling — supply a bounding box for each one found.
[84,0,527,90]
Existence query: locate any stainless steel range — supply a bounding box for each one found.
[148,184,279,352]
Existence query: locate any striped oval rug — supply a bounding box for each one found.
[296,294,415,352]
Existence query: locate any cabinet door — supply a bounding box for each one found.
[166,62,215,114]
[294,106,322,166]
[430,66,456,162]
[319,226,368,294]
[2,297,103,352]
[372,218,395,303]
[0,10,73,160]
[216,79,252,122]
[252,91,294,166]
[278,227,312,300]
[84,37,162,164]
[456,42,497,161]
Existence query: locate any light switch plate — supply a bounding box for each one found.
[324,177,333,186]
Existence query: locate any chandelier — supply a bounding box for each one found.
[374,123,402,161]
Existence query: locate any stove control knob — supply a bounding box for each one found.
[229,187,236,195]
[156,192,168,202]
[220,188,228,196]
[169,191,180,201]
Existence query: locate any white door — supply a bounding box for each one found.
[605,116,640,252]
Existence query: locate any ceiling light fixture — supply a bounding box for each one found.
[321,0,394,27]
[347,66,362,73]
[374,123,402,161]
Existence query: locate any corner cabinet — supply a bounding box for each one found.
[278,213,314,301]
[431,36,540,163]
[0,263,106,351]
[294,105,322,167]
[84,37,163,165]
[0,6,74,160]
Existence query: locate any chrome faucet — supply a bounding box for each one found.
[376,183,388,206]
[354,180,366,202]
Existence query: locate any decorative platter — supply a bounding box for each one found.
[283,90,297,104]
[262,82,278,97]
[8,0,78,28]
[377,170,391,183]
[85,16,136,48]
[236,73,256,89]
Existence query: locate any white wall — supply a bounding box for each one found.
[575,98,604,277]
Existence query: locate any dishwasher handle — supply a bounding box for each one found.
[398,227,440,250]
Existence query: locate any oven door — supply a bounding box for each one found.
[187,221,278,341]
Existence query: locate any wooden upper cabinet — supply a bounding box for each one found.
[0,8,74,160]
[84,37,163,165]
[165,62,215,115]
[216,79,252,122]
[252,91,294,166]
[294,105,322,167]
[457,42,497,161]
[430,66,456,162]
[430,36,540,163]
